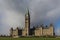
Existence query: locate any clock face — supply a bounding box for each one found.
[26,14,28,16]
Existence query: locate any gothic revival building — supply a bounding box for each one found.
[10,10,54,38]
[22,10,30,36]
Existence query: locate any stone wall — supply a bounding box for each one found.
[35,26,54,36]
[35,27,42,36]
[12,28,19,38]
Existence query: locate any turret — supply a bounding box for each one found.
[10,27,13,37]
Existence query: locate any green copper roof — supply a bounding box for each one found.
[25,8,30,15]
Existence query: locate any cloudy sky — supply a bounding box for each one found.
[0,0,60,36]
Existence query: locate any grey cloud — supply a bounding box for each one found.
[30,0,60,24]
[4,0,31,13]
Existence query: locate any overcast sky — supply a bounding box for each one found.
[0,0,60,36]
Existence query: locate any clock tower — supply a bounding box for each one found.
[25,9,30,36]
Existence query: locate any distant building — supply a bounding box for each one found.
[10,10,54,38]
[10,27,22,38]
[35,24,54,36]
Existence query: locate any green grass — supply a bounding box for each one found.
[0,37,60,40]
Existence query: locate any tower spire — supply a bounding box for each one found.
[25,8,30,16]
[24,8,30,36]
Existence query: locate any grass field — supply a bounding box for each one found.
[0,37,60,40]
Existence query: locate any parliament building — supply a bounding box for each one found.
[10,10,54,38]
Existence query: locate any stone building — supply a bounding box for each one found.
[10,27,22,38]
[10,10,54,38]
[42,24,54,36]
[35,24,54,36]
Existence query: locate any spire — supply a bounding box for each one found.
[16,27,19,29]
[49,23,53,27]
[25,8,30,16]
[11,27,13,31]
[50,23,53,26]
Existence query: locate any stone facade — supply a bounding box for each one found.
[10,10,54,38]
[10,27,22,38]
[10,27,19,38]
[43,25,53,36]
[35,27,42,36]
[34,24,54,36]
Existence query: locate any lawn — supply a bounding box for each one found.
[0,37,60,40]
